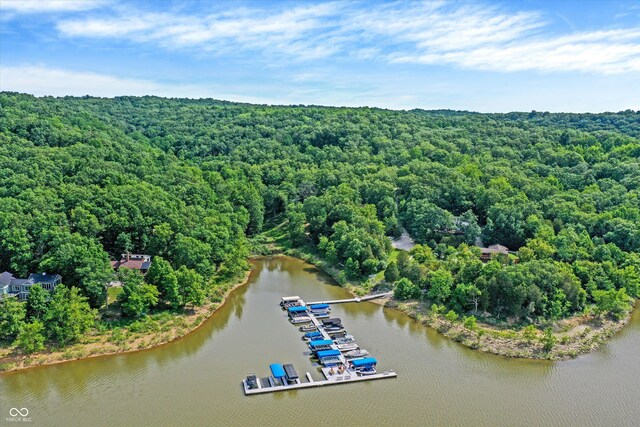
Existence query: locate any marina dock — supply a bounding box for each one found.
[306,292,393,306]
[242,295,397,395]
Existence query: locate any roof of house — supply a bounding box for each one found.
[0,271,16,287]
[28,273,62,284]
[10,278,35,287]
[112,259,146,270]
[480,244,509,254]
[112,254,152,270]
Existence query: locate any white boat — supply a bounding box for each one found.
[333,335,356,344]
[344,349,369,359]
[336,343,359,351]
[281,296,300,306]
[290,316,311,324]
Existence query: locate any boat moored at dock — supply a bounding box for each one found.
[283,364,300,385]
[316,349,344,366]
[336,342,359,351]
[344,349,370,359]
[270,363,287,384]
[280,296,301,308]
[309,339,334,351]
[302,331,323,341]
[350,357,378,375]
[288,305,311,323]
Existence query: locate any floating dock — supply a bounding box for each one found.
[243,369,397,395]
[243,295,397,395]
[306,291,393,305]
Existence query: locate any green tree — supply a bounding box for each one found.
[344,257,361,279]
[39,233,112,308]
[115,232,134,255]
[541,327,556,352]
[459,210,481,245]
[118,270,160,318]
[463,315,478,331]
[427,269,453,304]
[26,284,49,321]
[176,266,206,307]
[0,297,26,341]
[286,204,307,246]
[44,286,96,345]
[384,260,399,283]
[445,310,459,323]
[452,283,482,312]
[15,321,46,353]
[146,257,181,308]
[592,288,633,320]
[393,278,421,300]
[171,234,213,276]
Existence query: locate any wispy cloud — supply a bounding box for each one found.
[0,0,109,14]
[57,2,346,60]
[9,1,640,74]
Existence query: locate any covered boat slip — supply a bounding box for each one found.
[302,331,323,340]
[309,339,334,351]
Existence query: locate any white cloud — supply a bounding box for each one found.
[0,0,109,14]
[57,3,346,60]
[49,1,640,74]
[4,1,640,75]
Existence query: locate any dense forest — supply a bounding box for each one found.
[0,92,638,353]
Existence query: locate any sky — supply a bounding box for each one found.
[0,0,639,112]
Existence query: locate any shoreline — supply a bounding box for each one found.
[283,248,636,361]
[1,252,635,373]
[0,268,254,375]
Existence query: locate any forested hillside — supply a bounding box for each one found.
[1,93,638,353]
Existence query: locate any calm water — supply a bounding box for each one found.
[1,256,639,426]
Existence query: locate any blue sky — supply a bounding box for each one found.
[1,0,639,112]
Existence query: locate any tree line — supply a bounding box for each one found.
[0,93,638,353]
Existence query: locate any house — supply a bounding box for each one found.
[29,273,62,291]
[111,253,152,274]
[1,271,62,300]
[479,244,510,261]
[0,271,17,299]
[9,278,35,300]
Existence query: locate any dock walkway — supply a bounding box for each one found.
[306,291,393,306]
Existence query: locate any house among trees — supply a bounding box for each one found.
[479,244,510,261]
[0,271,16,299]
[0,271,62,300]
[111,253,152,274]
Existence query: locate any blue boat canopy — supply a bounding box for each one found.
[304,331,322,338]
[310,303,330,310]
[287,306,307,313]
[316,349,341,358]
[351,357,377,367]
[270,363,286,378]
[309,339,333,348]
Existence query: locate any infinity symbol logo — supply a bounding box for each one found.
[9,408,29,417]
